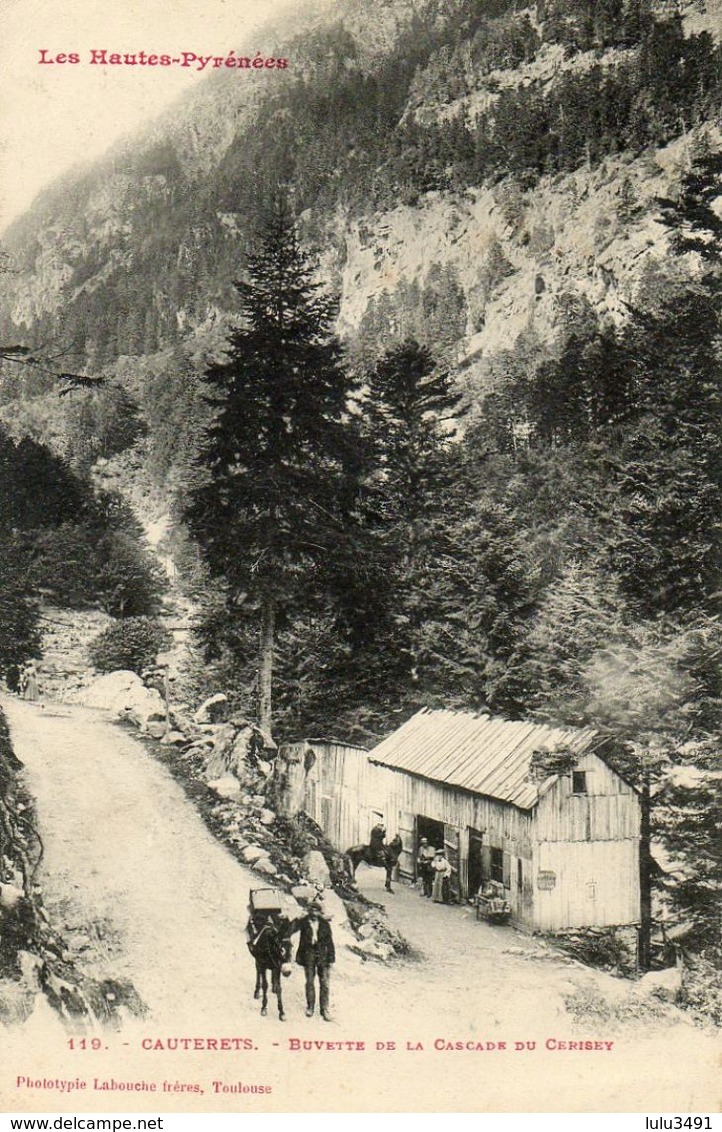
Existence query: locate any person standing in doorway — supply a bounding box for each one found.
[295,899,335,1021]
[432,848,453,903]
[416,837,436,897]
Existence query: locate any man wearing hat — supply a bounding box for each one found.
[416,837,436,898]
[295,898,336,1021]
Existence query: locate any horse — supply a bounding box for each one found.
[247,915,294,1021]
[345,834,404,893]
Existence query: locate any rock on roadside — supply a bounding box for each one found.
[75,671,167,734]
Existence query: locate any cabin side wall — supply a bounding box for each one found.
[300,742,372,852]
[532,751,640,930]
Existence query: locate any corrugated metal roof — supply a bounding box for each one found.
[368,708,598,810]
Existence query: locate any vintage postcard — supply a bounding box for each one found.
[0,0,720,1115]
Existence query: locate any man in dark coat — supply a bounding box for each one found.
[295,901,335,1021]
[416,837,436,898]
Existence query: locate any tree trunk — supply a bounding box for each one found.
[638,772,652,972]
[258,595,275,746]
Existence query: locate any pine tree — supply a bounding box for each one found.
[605,280,722,619]
[514,560,630,720]
[184,200,358,742]
[356,340,463,703]
[657,149,722,267]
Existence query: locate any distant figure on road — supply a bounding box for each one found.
[295,899,335,1022]
[416,837,436,897]
[432,848,452,904]
[22,662,39,702]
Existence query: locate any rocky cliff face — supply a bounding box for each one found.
[0,0,720,460]
[332,130,710,381]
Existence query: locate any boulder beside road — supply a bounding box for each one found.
[77,671,167,734]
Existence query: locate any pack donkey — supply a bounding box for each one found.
[246,891,295,1021]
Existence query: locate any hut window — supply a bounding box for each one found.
[490,847,504,883]
[572,771,587,794]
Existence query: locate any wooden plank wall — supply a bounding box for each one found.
[294,743,640,930]
[300,747,535,908]
[303,741,371,852]
[532,839,640,930]
[532,751,640,929]
[534,751,640,843]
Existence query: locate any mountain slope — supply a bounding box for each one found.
[1,0,720,390]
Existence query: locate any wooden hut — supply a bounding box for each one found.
[276,708,641,931]
[275,737,372,853]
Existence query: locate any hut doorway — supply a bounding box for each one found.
[416,815,444,856]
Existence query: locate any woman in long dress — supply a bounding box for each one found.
[22,662,39,701]
[431,849,452,903]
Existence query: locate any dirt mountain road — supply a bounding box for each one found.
[2,696,261,1031]
[1,695,717,1112]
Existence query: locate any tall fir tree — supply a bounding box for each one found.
[656,148,722,269]
[356,339,463,704]
[184,200,358,741]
